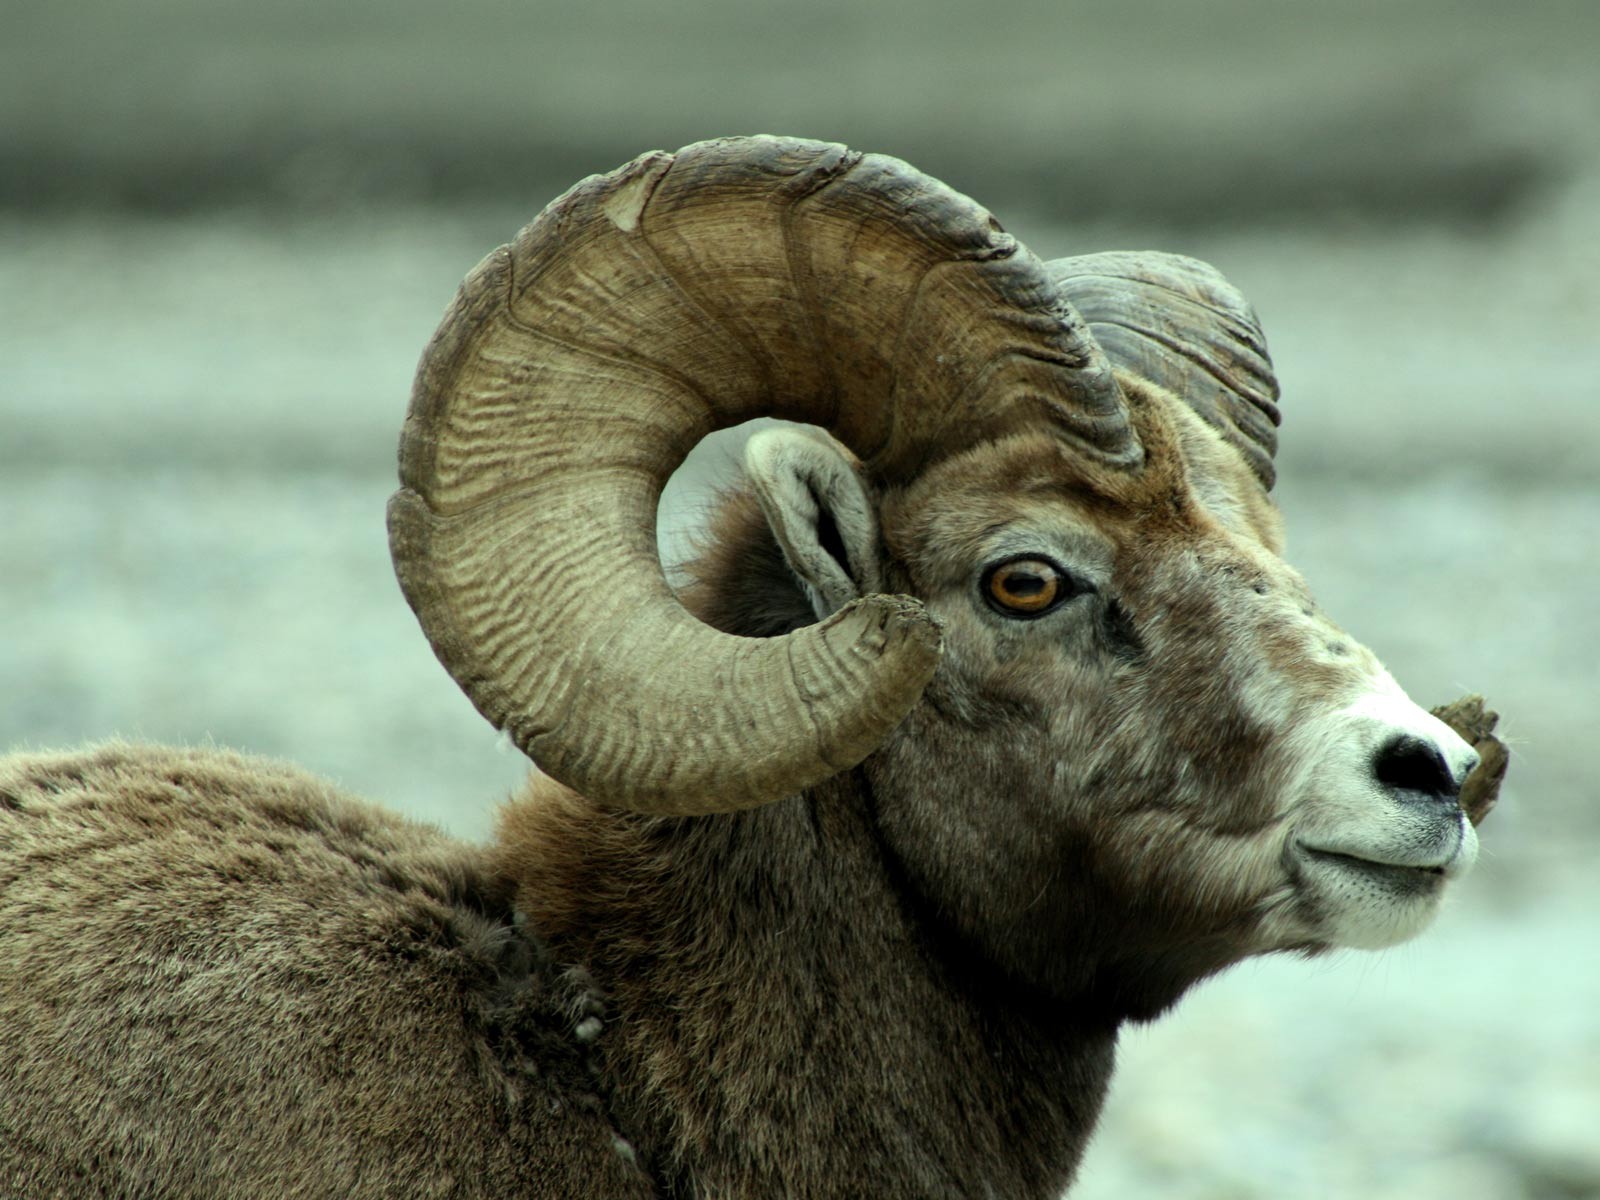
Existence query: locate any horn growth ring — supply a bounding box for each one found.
[389,136,1137,813]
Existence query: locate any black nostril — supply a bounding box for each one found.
[1373,735,1460,802]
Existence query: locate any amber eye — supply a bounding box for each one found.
[982,557,1074,618]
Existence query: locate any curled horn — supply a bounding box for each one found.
[388,136,1140,815]
[1046,251,1282,490]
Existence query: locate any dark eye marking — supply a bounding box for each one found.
[980,556,1085,619]
[1099,598,1146,664]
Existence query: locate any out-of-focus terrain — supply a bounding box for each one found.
[3,2,1596,1195]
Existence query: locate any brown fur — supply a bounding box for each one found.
[0,744,653,1199]
[495,773,1113,1199]
[675,485,819,639]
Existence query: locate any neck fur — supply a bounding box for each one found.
[492,771,1118,1199]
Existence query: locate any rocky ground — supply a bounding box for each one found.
[3,1,1597,1195]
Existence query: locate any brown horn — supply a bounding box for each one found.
[1046,251,1281,489]
[387,135,1139,815]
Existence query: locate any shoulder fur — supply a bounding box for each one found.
[0,742,653,1198]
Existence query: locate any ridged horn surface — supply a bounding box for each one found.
[1047,251,1281,489]
[388,135,1139,814]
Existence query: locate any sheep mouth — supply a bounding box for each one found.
[1296,846,1450,897]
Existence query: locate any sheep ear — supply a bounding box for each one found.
[744,428,883,621]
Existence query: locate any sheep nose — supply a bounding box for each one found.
[1372,734,1476,805]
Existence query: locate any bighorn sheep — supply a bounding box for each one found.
[0,136,1506,1199]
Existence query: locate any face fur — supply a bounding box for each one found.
[862,388,1477,1014]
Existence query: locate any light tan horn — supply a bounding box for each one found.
[388,136,1139,814]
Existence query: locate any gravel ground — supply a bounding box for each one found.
[4,2,1597,1194]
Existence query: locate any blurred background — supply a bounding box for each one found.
[3,1,1596,1195]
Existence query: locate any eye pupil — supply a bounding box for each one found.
[985,558,1069,616]
[1003,572,1047,597]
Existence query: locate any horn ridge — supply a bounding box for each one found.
[390,136,1133,813]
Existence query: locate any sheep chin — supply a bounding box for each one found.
[1270,677,1481,950]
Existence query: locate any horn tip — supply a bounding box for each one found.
[823,592,944,688]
